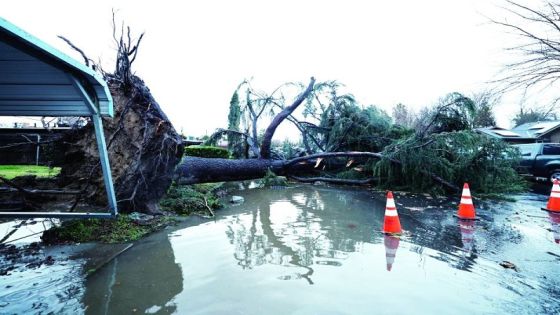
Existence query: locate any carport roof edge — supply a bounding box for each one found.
[0,16,113,117]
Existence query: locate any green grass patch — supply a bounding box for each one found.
[41,215,175,244]
[0,165,61,179]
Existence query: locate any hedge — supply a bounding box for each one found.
[184,145,229,158]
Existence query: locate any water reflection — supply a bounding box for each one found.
[548,212,560,244]
[224,187,373,285]
[458,219,476,253]
[383,235,400,271]
[83,234,183,314]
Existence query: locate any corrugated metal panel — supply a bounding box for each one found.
[0,61,69,84]
[0,18,113,117]
[0,85,83,100]
[0,38,33,60]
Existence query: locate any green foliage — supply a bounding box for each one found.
[262,169,288,187]
[471,92,497,128]
[279,139,302,159]
[228,91,241,131]
[0,165,60,179]
[374,130,526,194]
[41,216,173,244]
[416,92,477,135]
[335,169,367,180]
[321,103,395,152]
[184,145,229,158]
[472,102,496,128]
[227,91,243,154]
[159,183,223,215]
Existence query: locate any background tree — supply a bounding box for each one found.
[226,90,244,157]
[471,91,498,128]
[392,103,416,129]
[493,0,560,119]
[512,103,558,126]
[414,92,476,136]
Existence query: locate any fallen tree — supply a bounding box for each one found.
[175,151,460,191]
[176,79,525,194]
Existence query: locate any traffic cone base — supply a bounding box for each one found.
[456,183,478,220]
[453,213,480,220]
[382,191,402,235]
[543,180,560,212]
[542,207,560,212]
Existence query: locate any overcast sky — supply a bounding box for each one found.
[1,0,547,136]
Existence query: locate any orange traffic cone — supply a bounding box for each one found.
[459,220,475,252]
[542,179,560,212]
[383,191,402,234]
[457,183,477,220]
[384,235,400,271]
[548,212,560,244]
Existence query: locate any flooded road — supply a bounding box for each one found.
[2,184,560,314]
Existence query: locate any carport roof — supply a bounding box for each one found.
[0,17,113,117]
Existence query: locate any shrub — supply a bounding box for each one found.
[184,145,229,158]
[262,169,288,187]
[159,183,223,215]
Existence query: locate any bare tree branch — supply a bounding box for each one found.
[57,36,94,67]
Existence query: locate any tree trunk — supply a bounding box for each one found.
[175,151,460,192]
[175,157,284,185]
[259,77,316,159]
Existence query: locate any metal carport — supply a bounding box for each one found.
[0,17,117,218]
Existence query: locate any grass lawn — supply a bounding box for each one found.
[0,165,61,179]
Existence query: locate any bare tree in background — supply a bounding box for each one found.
[391,103,416,129]
[493,0,560,117]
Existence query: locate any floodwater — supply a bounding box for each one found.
[2,185,560,314]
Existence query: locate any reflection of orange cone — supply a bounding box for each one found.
[384,235,400,271]
[548,212,560,244]
[383,191,402,235]
[459,220,475,252]
[457,183,476,220]
[542,180,560,212]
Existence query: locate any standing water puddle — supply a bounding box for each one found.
[2,185,560,314]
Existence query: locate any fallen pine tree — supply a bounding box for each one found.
[174,151,460,192]
[175,81,525,195]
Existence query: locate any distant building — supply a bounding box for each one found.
[182,135,204,147]
[476,121,560,144]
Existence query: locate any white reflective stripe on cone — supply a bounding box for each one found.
[460,198,473,205]
[385,209,398,217]
[462,188,471,196]
[550,192,560,198]
[385,248,398,255]
[386,198,396,208]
